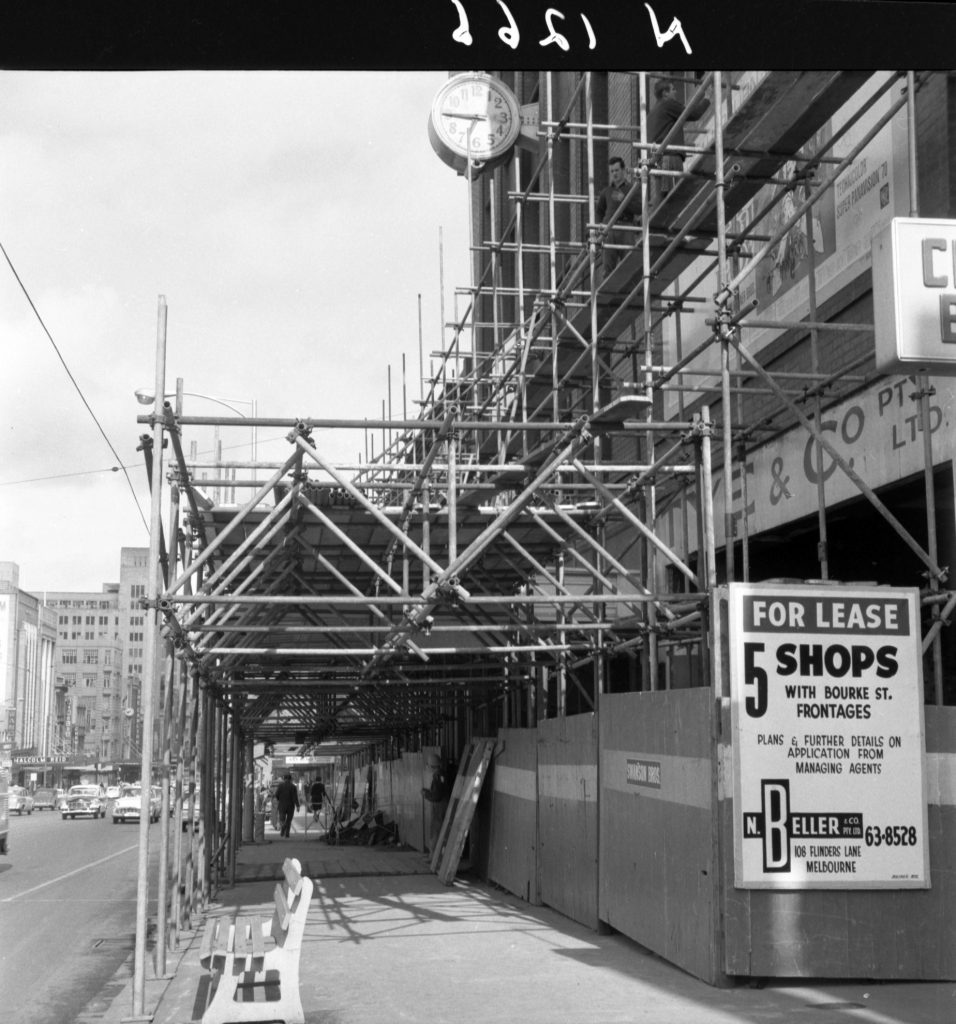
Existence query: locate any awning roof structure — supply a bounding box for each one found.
[149,412,703,753]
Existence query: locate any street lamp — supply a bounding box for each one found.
[135,386,258,503]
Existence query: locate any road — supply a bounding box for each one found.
[0,802,163,1024]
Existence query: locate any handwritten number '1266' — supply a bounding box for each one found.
[450,0,595,50]
[449,1,692,53]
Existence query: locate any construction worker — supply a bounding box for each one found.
[648,78,710,208]
[595,156,642,277]
[421,752,451,855]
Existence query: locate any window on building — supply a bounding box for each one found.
[84,675,96,688]
[130,584,145,599]
[58,614,68,625]
[62,648,77,664]
[83,649,99,665]
[63,672,76,686]
[85,631,94,640]
[71,631,80,640]
[99,616,108,626]
[86,615,95,625]
[104,650,112,666]
[72,615,82,625]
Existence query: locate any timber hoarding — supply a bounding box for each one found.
[728,582,929,889]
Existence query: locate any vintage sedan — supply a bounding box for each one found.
[9,786,34,815]
[61,784,106,819]
[32,787,59,811]
[112,785,162,824]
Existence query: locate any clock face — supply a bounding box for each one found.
[429,73,521,170]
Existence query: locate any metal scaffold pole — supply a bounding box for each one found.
[131,294,168,1019]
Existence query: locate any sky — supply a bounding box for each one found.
[0,71,472,594]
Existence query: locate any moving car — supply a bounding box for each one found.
[32,787,59,811]
[61,784,106,819]
[8,786,34,815]
[112,785,162,824]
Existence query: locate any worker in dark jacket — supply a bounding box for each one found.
[275,773,299,837]
[421,752,451,855]
[648,78,710,207]
[595,156,642,277]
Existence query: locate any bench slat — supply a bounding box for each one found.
[274,881,291,932]
[233,916,254,958]
[199,918,219,962]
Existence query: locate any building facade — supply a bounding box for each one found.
[0,562,57,771]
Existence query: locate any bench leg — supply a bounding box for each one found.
[201,954,303,1024]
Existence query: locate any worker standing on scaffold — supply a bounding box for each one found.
[595,156,642,279]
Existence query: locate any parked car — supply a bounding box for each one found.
[112,785,162,824]
[32,787,59,811]
[8,786,34,815]
[61,784,106,819]
[105,785,121,800]
[181,791,201,832]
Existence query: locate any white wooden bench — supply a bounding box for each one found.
[198,856,313,1024]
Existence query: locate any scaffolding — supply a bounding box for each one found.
[127,69,956,1012]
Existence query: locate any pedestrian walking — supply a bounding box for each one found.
[275,773,299,837]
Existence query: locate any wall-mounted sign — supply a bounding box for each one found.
[428,72,521,175]
[729,582,929,889]
[873,217,956,375]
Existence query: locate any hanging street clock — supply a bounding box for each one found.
[428,72,521,175]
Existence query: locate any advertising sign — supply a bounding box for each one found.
[729,582,929,889]
[873,217,956,375]
[662,71,910,419]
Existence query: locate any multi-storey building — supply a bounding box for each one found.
[37,546,151,769]
[0,562,57,777]
[42,582,124,764]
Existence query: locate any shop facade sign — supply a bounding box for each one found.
[728,582,929,889]
[873,217,956,375]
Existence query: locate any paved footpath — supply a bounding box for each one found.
[83,818,956,1024]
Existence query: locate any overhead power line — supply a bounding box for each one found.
[1,238,150,532]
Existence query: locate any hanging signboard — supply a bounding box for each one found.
[873,217,956,375]
[729,582,929,889]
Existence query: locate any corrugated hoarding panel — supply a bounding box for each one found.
[538,714,598,929]
[599,689,718,984]
[487,729,538,904]
[722,703,956,978]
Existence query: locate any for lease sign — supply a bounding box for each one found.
[729,583,929,889]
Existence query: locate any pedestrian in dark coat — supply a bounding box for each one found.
[275,773,299,837]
